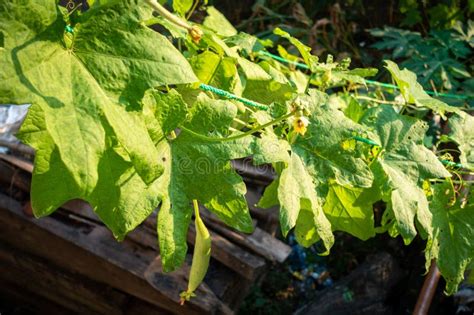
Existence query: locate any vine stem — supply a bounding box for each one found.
[355,95,421,111]
[355,95,404,105]
[144,0,191,30]
[180,112,295,142]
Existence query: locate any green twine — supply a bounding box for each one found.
[440,159,466,169]
[364,79,468,100]
[352,136,379,147]
[199,83,269,111]
[65,25,74,33]
[257,51,469,100]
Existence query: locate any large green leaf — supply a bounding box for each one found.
[425,182,474,294]
[149,93,255,271]
[323,182,379,240]
[1,0,197,238]
[278,154,333,251]
[257,90,373,251]
[361,106,451,244]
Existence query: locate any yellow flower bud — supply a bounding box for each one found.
[189,25,203,44]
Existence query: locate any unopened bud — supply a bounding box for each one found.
[189,25,203,44]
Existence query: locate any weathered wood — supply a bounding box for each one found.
[200,210,290,263]
[0,159,31,192]
[0,139,35,156]
[294,252,404,315]
[0,153,33,172]
[0,279,73,315]
[0,193,224,315]
[0,154,287,312]
[60,198,266,281]
[0,242,128,314]
[144,256,234,315]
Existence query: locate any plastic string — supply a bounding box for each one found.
[199,83,269,111]
[257,51,469,100]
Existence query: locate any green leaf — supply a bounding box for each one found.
[448,113,474,170]
[2,0,197,238]
[323,182,379,240]
[294,91,374,190]
[384,60,460,117]
[361,106,451,244]
[152,94,255,271]
[425,181,474,294]
[190,50,241,94]
[203,6,237,37]
[225,32,266,55]
[257,90,373,250]
[172,0,193,17]
[273,27,318,72]
[240,60,295,105]
[370,27,421,59]
[278,154,333,251]
[144,16,187,39]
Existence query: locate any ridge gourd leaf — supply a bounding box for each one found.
[148,93,255,271]
[361,105,451,244]
[256,90,374,252]
[0,0,197,238]
[425,182,474,294]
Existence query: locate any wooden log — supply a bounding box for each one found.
[0,193,226,315]
[294,252,404,315]
[0,279,73,315]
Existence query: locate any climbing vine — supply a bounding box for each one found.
[0,0,473,300]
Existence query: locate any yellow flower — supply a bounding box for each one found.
[292,116,309,136]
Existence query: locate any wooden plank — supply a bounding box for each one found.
[144,256,233,315]
[0,242,128,314]
[60,199,265,281]
[0,139,35,156]
[0,279,73,315]
[0,153,33,172]
[0,193,225,315]
[0,161,266,303]
[199,214,290,263]
[0,159,31,192]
